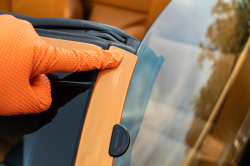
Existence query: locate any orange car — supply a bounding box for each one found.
[1,0,250,166]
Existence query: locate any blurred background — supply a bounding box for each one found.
[0,0,171,41]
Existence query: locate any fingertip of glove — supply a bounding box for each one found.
[101,50,124,70]
[110,50,124,61]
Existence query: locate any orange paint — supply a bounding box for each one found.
[74,46,137,166]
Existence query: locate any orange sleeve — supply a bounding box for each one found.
[0,15,123,116]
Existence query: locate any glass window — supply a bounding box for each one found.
[114,0,250,165]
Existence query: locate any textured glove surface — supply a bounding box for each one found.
[0,15,123,116]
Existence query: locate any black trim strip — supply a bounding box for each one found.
[71,70,99,166]
[51,81,92,87]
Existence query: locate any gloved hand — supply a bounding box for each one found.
[0,15,123,116]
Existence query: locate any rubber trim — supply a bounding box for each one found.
[36,29,110,49]
[0,10,135,40]
[0,10,141,53]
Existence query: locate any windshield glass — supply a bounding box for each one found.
[113,0,250,165]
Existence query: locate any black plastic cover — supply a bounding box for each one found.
[109,124,130,157]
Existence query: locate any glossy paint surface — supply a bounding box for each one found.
[114,0,250,165]
[74,46,137,166]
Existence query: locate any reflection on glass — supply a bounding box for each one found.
[113,44,164,166]
[0,72,94,166]
[114,0,250,166]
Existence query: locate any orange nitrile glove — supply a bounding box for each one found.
[0,15,123,116]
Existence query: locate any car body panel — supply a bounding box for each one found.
[42,37,138,166]
[75,46,137,166]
